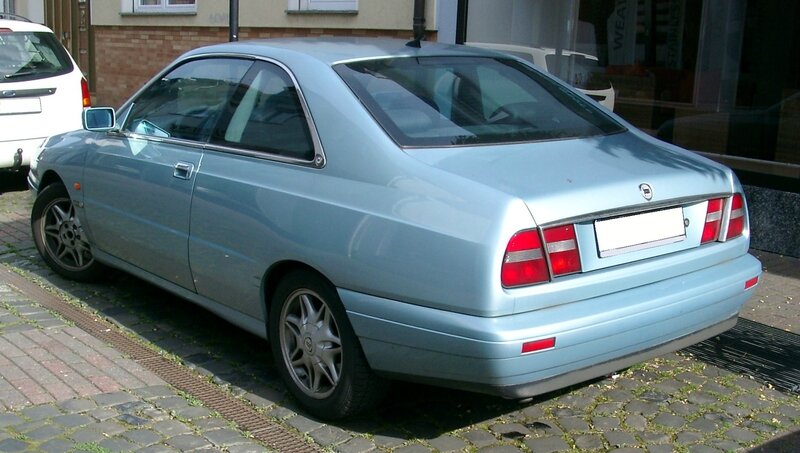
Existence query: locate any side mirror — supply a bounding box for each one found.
[83,107,116,131]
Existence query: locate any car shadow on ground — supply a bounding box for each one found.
[17,255,582,439]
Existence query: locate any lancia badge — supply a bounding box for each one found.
[639,183,653,201]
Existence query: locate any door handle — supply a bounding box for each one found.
[173,162,194,180]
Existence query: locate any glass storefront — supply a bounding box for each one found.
[463,0,799,191]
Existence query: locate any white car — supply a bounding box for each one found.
[467,42,615,111]
[0,14,89,173]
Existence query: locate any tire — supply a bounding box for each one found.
[269,270,386,419]
[31,182,105,282]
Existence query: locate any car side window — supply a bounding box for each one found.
[123,58,252,142]
[210,61,315,161]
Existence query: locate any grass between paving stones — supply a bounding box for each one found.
[72,442,113,453]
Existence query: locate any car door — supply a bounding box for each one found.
[189,60,322,319]
[82,57,253,291]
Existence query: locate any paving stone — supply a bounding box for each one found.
[686,391,720,405]
[689,417,721,433]
[309,425,351,446]
[592,416,621,430]
[88,407,120,421]
[491,422,530,439]
[558,416,590,432]
[165,433,212,450]
[122,428,162,447]
[136,445,181,453]
[99,436,140,452]
[711,440,743,451]
[652,413,686,429]
[462,429,498,448]
[574,434,604,450]
[152,419,192,437]
[608,449,645,453]
[25,423,63,441]
[725,426,758,443]
[722,403,751,418]
[688,445,722,453]
[624,414,647,431]
[393,444,432,453]
[174,405,211,420]
[520,405,545,419]
[626,401,660,416]
[69,426,106,443]
[37,437,75,453]
[20,404,61,421]
[334,436,376,453]
[605,430,638,448]
[52,413,93,428]
[523,436,570,453]
[226,443,272,453]
[118,413,150,426]
[93,391,137,407]
[204,428,250,447]
[133,385,176,400]
[524,420,562,436]
[0,413,24,428]
[639,431,671,444]
[737,395,772,410]
[595,402,624,414]
[675,431,703,444]
[427,434,467,452]
[286,414,324,434]
[58,398,97,413]
[0,438,29,452]
[372,429,408,449]
[475,446,523,453]
[646,445,674,453]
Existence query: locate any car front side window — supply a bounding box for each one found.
[123,57,252,142]
[210,61,315,161]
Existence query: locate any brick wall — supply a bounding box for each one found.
[93,26,433,107]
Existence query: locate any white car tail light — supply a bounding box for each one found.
[81,78,91,107]
[502,225,582,288]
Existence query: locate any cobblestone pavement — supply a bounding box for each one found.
[1,188,799,452]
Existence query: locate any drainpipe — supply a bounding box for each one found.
[407,0,426,47]
[229,0,239,42]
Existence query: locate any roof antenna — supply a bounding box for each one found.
[406,0,426,48]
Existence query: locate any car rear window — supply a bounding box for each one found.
[334,56,624,147]
[0,31,73,83]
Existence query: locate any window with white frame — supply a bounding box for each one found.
[132,0,197,13]
[287,0,358,12]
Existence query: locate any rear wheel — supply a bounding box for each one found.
[269,270,386,419]
[31,182,105,282]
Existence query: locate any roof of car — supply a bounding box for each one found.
[0,18,54,33]
[185,37,501,66]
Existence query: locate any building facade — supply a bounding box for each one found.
[4,0,799,256]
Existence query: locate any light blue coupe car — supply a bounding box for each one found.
[29,38,762,419]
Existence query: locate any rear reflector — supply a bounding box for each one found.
[543,224,582,276]
[745,276,759,290]
[726,194,745,240]
[522,337,556,354]
[0,28,12,33]
[502,230,548,287]
[701,198,724,244]
[81,78,91,107]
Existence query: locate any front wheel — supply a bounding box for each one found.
[31,182,105,282]
[269,270,386,419]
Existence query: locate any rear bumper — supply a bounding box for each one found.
[0,138,45,170]
[340,253,761,397]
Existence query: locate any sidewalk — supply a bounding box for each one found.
[1,188,799,452]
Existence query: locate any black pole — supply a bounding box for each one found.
[412,0,426,41]
[229,0,239,42]
[406,0,426,47]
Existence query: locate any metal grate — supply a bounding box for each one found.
[2,267,324,453]
[683,317,800,395]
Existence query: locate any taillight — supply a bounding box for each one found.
[726,194,745,240]
[701,198,724,244]
[544,225,581,276]
[81,78,91,107]
[502,224,582,288]
[501,230,548,287]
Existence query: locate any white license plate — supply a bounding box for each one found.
[595,207,686,258]
[0,98,42,115]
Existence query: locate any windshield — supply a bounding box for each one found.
[335,56,624,147]
[0,31,73,82]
